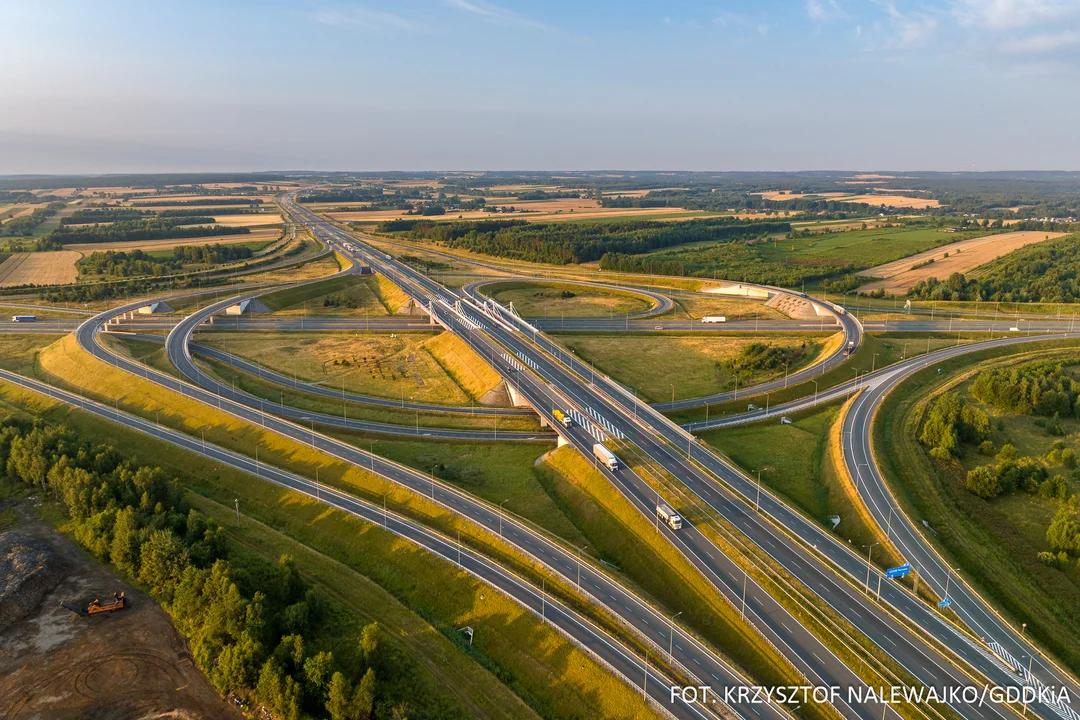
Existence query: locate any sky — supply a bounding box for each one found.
[1,0,1080,174]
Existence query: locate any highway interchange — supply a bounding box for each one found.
[5,190,1076,720]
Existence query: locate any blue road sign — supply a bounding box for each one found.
[886,563,911,579]
[938,597,952,609]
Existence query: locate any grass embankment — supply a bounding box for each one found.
[669,332,988,423]
[260,274,390,316]
[192,353,542,433]
[482,281,654,318]
[100,334,181,377]
[877,341,1080,674]
[0,380,657,720]
[194,331,497,407]
[0,334,63,374]
[535,446,837,720]
[25,338,665,719]
[425,331,505,400]
[559,332,838,403]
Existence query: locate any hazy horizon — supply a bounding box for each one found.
[4,0,1080,174]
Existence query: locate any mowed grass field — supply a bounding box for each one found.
[557,332,839,402]
[195,330,504,405]
[482,281,654,317]
[856,230,1067,294]
[753,225,992,268]
[0,251,81,286]
[671,293,784,320]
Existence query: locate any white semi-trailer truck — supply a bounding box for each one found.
[656,503,683,530]
[592,443,619,471]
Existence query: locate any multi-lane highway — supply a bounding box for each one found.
[284,194,1080,720]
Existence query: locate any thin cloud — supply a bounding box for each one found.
[875,2,940,49]
[444,0,556,34]
[806,0,843,22]
[999,30,1080,53]
[314,7,425,32]
[952,0,1076,29]
[714,11,771,37]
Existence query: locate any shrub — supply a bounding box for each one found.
[966,465,1002,499]
[978,440,995,456]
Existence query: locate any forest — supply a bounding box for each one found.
[906,235,1080,302]
[377,217,790,265]
[0,420,440,720]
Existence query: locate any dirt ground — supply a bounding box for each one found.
[0,502,243,720]
[857,230,1067,294]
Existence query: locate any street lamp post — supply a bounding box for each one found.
[576,544,587,589]
[862,542,879,594]
[668,611,683,663]
[755,469,762,511]
[499,499,509,537]
[812,378,819,405]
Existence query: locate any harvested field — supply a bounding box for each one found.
[834,194,939,208]
[0,252,80,287]
[64,226,280,254]
[857,230,1067,294]
[128,194,265,205]
[0,506,242,720]
[754,191,848,201]
[208,213,283,226]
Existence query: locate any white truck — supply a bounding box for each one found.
[701,316,727,324]
[592,443,619,471]
[656,503,683,530]
[553,409,572,428]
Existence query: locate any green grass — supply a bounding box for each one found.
[557,332,837,403]
[481,281,654,318]
[192,353,542,433]
[195,331,478,406]
[876,341,1080,675]
[329,431,578,543]
[0,334,65,375]
[668,332,987,423]
[0,379,657,720]
[259,274,389,315]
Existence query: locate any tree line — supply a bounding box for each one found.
[970,360,1080,417]
[76,244,255,277]
[132,198,263,207]
[0,201,66,237]
[377,217,791,265]
[0,420,443,720]
[50,218,250,246]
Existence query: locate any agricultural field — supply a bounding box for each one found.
[482,281,654,317]
[557,332,839,402]
[0,251,81,286]
[638,223,1001,288]
[857,230,1067,295]
[194,331,505,406]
